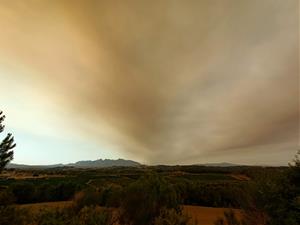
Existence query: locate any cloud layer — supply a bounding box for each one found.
[0,0,298,165]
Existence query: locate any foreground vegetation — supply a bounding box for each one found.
[0,165,250,207]
[215,151,300,225]
[0,173,193,225]
[0,154,299,225]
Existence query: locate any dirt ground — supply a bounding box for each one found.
[19,201,73,213]
[19,202,241,225]
[0,170,65,180]
[230,174,250,181]
[183,205,242,225]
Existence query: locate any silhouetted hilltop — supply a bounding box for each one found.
[200,162,240,167]
[67,159,141,168]
[8,158,141,169]
[7,160,245,169]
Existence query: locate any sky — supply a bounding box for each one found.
[0,0,299,165]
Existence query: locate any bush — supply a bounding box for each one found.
[230,151,300,225]
[119,173,180,225]
[10,181,80,204]
[11,182,35,203]
[33,205,114,225]
[73,188,101,210]
[34,208,75,225]
[154,208,192,225]
[0,206,30,225]
[77,206,114,225]
[173,179,245,208]
[99,184,123,207]
[0,189,15,205]
[214,210,244,225]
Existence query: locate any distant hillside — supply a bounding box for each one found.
[7,163,64,169]
[8,159,141,169]
[7,160,242,169]
[198,162,240,167]
[67,159,141,168]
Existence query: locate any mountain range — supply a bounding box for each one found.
[7,159,242,169]
[7,159,141,169]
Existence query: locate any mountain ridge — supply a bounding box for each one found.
[199,162,240,167]
[7,158,141,169]
[7,160,249,169]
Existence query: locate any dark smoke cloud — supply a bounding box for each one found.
[0,0,298,164]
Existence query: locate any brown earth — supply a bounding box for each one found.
[230,174,250,181]
[19,201,242,225]
[0,171,65,180]
[18,201,73,213]
[183,205,242,225]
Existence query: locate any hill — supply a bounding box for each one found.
[7,158,141,169]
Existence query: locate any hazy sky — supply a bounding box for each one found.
[0,0,298,165]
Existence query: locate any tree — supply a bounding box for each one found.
[289,150,300,187]
[0,111,15,172]
[119,173,182,225]
[219,151,300,225]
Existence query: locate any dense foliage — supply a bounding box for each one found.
[0,205,114,225]
[0,153,299,225]
[0,165,251,208]
[0,111,15,172]
[0,173,192,225]
[119,174,180,225]
[216,151,300,225]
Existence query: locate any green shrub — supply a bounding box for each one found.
[73,188,101,210]
[214,210,245,225]
[99,184,123,207]
[78,206,114,225]
[0,189,15,205]
[33,206,114,225]
[119,173,180,225]
[154,208,192,225]
[227,152,300,225]
[11,182,36,203]
[34,208,75,225]
[0,206,31,225]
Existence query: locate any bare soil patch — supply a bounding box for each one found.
[19,202,242,225]
[183,205,242,225]
[18,201,73,213]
